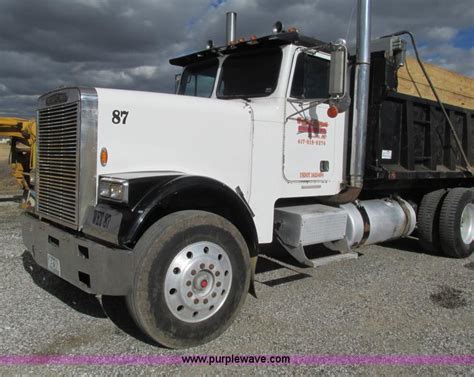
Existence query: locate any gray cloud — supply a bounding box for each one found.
[0,0,472,117]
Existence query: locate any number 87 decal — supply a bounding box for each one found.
[112,110,129,124]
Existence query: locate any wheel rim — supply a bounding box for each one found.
[460,203,474,245]
[164,241,232,323]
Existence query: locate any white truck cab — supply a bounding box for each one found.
[170,37,348,243]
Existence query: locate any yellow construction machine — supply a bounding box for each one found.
[0,117,36,192]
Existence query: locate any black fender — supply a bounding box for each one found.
[106,175,259,257]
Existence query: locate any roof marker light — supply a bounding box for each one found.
[272,21,283,34]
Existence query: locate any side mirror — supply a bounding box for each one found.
[329,40,348,100]
[174,73,182,94]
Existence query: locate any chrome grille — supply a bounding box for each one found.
[37,102,80,227]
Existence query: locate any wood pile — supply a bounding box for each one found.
[397,56,474,109]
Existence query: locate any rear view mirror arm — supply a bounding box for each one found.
[286,98,327,121]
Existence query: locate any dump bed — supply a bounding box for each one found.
[359,49,474,194]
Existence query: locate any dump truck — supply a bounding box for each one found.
[0,117,36,193]
[22,0,473,348]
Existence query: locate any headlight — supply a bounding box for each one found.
[98,178,129,203]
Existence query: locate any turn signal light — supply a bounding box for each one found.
[100,147,108,167]
[327,106,339,118]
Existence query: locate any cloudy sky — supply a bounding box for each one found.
[0,0,473,117]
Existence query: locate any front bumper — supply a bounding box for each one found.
[22,213,135,295]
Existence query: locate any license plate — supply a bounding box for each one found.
[92,209,113,229]
[47,254,61,276]
[84,206,122,238]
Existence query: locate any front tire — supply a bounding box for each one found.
[127,210,251,348]
[439,188,474,258]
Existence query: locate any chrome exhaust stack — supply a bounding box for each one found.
[349,0,372,188]
[226,12,237,44]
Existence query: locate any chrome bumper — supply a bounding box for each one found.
[22,213,134,295]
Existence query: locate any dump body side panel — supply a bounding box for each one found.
[356,51,474,194]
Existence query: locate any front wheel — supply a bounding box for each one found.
[127,210,251,348]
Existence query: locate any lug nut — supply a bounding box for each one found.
[209,264,214,270]
[203,299,208,304]
[187,292,193,298]
[215,271,220,277]
[186,280,191,286]
[194,298,199,304]
[191,270,196,276]
[212,292,217,298]
[216,282,221,287]
[200,263,205,269]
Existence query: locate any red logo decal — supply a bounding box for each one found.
[297,117,328,138]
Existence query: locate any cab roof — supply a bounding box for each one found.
[169,31,326,67]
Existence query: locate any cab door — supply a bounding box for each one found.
[283,50,344,183]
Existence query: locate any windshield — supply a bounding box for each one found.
[217,48,282,98]
[178,58,218,97]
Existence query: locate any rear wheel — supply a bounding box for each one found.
[417,189,447,253]
[127,210,251,348]
[439,188,474,258]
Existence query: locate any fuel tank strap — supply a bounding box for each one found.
[357,204,371,246]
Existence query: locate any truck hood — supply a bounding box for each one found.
[95,88,254,199]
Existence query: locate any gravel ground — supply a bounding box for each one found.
[0,201,473,375]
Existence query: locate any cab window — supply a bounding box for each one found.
[217,48,282,98]
[290,53,330,99]
[178,59,218,98]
